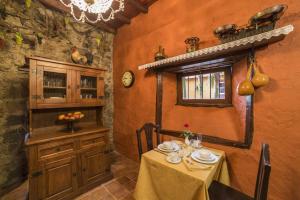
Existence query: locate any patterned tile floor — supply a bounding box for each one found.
[1,152,139,200]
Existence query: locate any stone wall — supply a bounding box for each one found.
[0,0,114,193]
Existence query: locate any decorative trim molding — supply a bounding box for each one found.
[138,25,294,70]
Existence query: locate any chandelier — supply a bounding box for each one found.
[59,0,125,23]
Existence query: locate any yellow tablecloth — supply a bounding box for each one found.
[134,148,230,200]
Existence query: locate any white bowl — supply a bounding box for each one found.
[197,149,212,160]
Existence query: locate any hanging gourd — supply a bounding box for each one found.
[251,61,269,88]
[96,35,101,47]
[36,33,44,44]
[64,17,70,26]
[25,0,31,9]
[15,32,23,45]
[238,62,255,96]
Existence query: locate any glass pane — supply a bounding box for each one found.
[80,76,97,89]
[202,73,210,99]
[80,76,97,99]
[195,75,201,99]
[188,75,196,99]
[43,71,66,99]
[211,72,217,99]
[219,72,225,99]
[182,77,188,99]
[181,70,227,101]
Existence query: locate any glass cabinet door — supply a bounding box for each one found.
[36,66,70,105]
[77,72,104,104]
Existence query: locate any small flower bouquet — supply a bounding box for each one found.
[182,123,194,145]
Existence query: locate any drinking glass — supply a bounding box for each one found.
[191,134,202,148]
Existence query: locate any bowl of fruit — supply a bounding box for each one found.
[58,112,84,133]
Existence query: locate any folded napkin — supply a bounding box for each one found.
[183,158,211,171]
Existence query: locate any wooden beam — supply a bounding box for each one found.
[38,0,116,34]
[127,0,148,13]
[146,0,158,7]
[115,13,131,24]
[92,21,117,34]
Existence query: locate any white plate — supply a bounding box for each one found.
[193,144,203,149]
[166,156,182,164]
[158,143,180,152]
[191,151,219,164]
[193,150,215,161]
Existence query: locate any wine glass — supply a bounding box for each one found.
[191,134,202,149]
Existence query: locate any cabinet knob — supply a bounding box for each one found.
[73,173,77,177]
[82,168,86,172]
[68,85,71,89]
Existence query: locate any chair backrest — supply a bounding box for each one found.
[136,123,160,160]
[254,144,271,200]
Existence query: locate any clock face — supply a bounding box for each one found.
[122,71,135,87]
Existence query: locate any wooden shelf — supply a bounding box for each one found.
[138,25,294,73]
[44,86,67,89]
[26,123,110,145]
[81,88,97,90]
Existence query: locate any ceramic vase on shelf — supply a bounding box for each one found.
[185,37,200,53]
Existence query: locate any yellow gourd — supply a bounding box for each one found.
[251,62,269,88]
[238,62,255,96]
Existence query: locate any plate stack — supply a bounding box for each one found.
[158,141,180,153]
[191,149,219,164]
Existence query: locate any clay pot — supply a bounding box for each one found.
[251,63,269,88]
[238,63,255,96]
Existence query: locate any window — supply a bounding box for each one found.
[177,67,232,107]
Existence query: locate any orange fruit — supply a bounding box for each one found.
[58,115,65,120]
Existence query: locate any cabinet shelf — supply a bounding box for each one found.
[81,88,97,91]
[44,86,67,89]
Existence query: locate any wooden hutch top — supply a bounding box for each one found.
[27,56,107,109]
[26,56,109,145]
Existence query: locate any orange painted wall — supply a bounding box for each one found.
[113,0,300,199]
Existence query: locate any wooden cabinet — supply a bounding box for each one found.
[28,57,106,109]
[26,57,111,200]
[38,156,78,200]
[26,128,113,200]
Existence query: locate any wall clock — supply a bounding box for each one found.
[122,71,135,88]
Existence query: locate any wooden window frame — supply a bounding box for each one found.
[177,67,232,107]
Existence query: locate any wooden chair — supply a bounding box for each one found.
[208,144,271,200]
[136,123,160,160]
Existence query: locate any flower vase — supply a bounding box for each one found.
[185,137,190,146]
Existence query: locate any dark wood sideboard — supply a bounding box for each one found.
[25,57,113,200]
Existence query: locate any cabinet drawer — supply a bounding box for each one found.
[79,133,106,149]
[38,139,75,160]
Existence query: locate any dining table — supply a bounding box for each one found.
[134,141,230,200]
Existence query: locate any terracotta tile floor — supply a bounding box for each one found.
[1,152,139,200]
